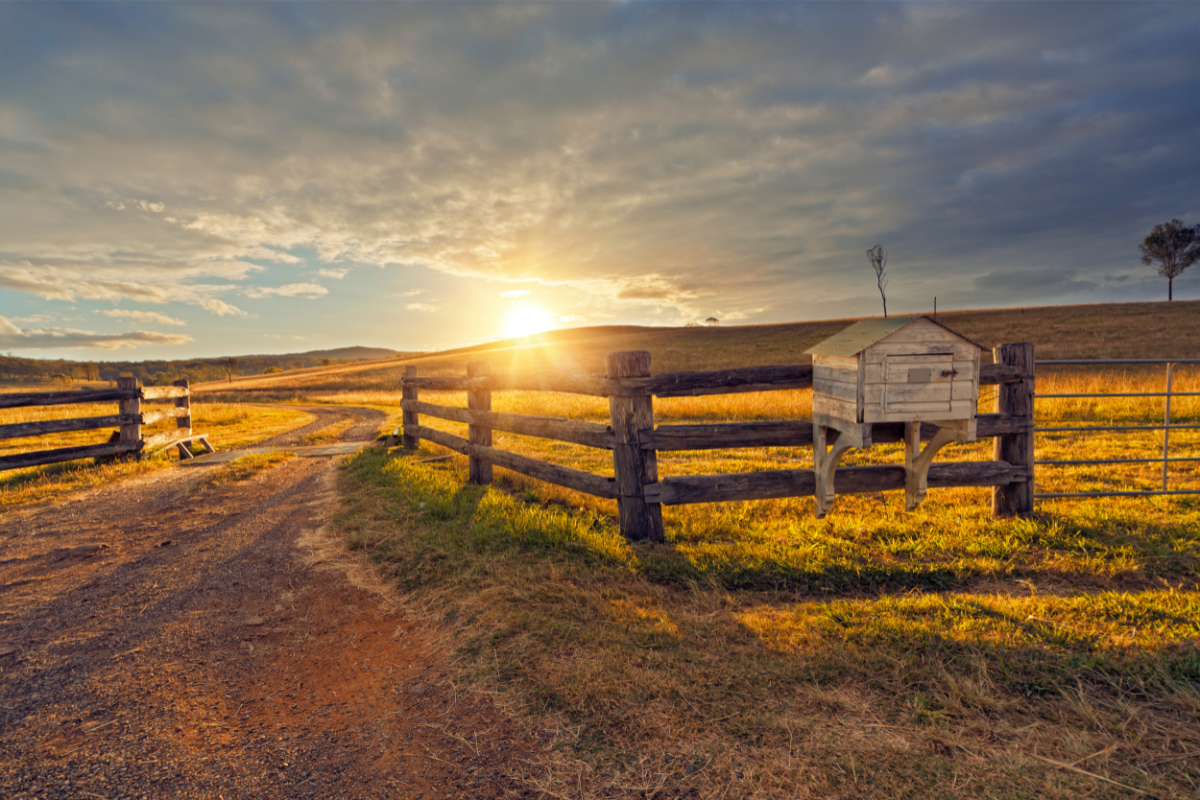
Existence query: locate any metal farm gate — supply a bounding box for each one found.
[1033,358,1200,501]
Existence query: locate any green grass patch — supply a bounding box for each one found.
[335,445,1200,799]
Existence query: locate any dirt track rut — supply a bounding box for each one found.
[0,407,544,799]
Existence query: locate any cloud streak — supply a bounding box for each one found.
[0,316,192,350]
[0,1,1197,356]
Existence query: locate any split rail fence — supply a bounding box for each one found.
[397,344,1035,542]
[0,377,214,472]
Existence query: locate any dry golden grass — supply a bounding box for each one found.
[324,321,1198,799]
[193,299,1200,405]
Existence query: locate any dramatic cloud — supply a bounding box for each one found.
[0,2,1197,357]
[0,316,192,350]
[96,309,186,326]
[405,303,439,313]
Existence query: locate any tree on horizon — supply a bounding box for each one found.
[1140,219,1199,301]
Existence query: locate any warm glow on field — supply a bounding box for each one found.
[501,302,557,338]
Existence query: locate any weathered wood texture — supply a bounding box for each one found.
[402,366,419,448]
[0,388,138,410]
[980,363,1022,385]
[0,406,192,441]
[467,362,493,484]
[173,379,193,459]
[992,343,1035,517]
[142,428,204,454]
[640,413,1028,452]
[607,351,664,543]
[0,415,128,440]
[414,425,618,498]
[141,385,190,400]
[0,441,140,471]
[646,460,1027,505]
[401,400,615,449]
[117,377,142,455]
[140,406,190,426]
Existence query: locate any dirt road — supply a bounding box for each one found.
[0,407,544,799]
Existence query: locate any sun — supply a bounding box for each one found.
[501,302,557,339]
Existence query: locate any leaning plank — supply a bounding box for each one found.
[141,385,190,400]
[0,414,128,441]
[142,428,195,454]
[0,388,138,409]
[402,400,616,449]
[414,425,619,498]
[0,441,140,472]
[646,461,1027,505]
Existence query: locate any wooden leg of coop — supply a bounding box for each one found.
[904,422,970,511]
[814,425,855,519]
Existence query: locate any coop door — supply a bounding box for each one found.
[883,354,955,414]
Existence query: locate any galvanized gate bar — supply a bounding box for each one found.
[1032,358,1196,500]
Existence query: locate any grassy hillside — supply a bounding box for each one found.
[198,299,1200,401]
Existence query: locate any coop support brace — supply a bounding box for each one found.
[904,419,975,511]
[813,416,870,519]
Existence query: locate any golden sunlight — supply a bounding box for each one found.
[501,302,557,338]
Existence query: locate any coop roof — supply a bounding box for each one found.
[805,315,982,357]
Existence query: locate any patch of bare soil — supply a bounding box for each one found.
[0,407,546,799]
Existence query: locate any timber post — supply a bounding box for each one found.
[402,366,419,449]
[607,351,664,543]
[467,361,493,484]
[173,379,193,459]
[117,376,142,459]
[992,343,1035,517]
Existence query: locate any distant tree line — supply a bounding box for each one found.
[0,353,363,386]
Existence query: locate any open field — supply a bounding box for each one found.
[6,301,1199,796]
[193,299,1200,404]
[312,302,1199,798]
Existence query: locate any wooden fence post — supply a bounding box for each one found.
[173,379,192,459]
[607,351,665,543]
[402,366,419,449]
[992,343,1035,517]
[467,361,493,484]
[117,376,142,458]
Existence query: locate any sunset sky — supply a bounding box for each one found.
[1,2,1198,360]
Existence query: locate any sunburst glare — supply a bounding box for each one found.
[502,302,557,338]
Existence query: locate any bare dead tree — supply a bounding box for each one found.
[867,244,888,318]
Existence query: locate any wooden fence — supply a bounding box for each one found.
[0,378,214,472]
[396,344,1035,542]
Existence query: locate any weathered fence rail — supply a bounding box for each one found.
[396,345,1036,542]
[0,378,214,472]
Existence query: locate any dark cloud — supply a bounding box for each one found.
[0,0,1197,335]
